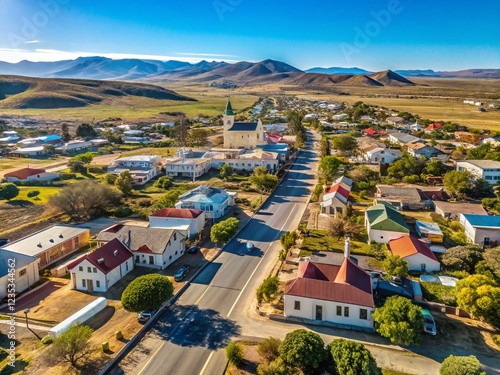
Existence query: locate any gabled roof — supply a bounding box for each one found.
[68,238,133,275]
[227,122,259,131]
[426,123,443,131]
[461,214,500,229]
[364,128,379,136]
[0,249,39,278]
[178,185,230,204]
[365,203,410,233]
[326,184,350,200]
[376,185,422,204]
[388,236,438,261]
[4,167,46,179]
[150,208,204,219]
[332,176,353,188]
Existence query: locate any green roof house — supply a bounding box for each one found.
[365,202,410,243]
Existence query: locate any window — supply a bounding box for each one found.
[149,256,154,265]
[126,262,129,271]
[174,233,177,241]
[175,251,178,255]
[82,279,86,288]
[96,280,100,288]
[294,301,300,310]
[87,267,92,273]
[169,255,172,260]
[79,266,83,272]
[336,306,342,316]
[360,309,368,320]
[19,269,27,276]
[344,306,349,317]
[93,267,97,273]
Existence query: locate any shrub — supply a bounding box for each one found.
[60,172,77,180]
[440,355,485,375]
[138,198,152,207]
[226,342,243,367]
[41,336,53,345]
[27,190,40,198]
[114,206,134,218]
[88,166,106,174]
[257,337,282,364]
[449,221,463,232]
[154,176,173,190]
[493,334,500,347]
[121,274,174,312]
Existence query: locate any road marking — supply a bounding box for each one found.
[195,282,212,304]
[198,351,215,375]
[227,203,297,318]
[137,342,165,375]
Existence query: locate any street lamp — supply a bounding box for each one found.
[24,308,30,329]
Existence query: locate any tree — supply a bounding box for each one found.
[441,245,484,273]
[257,337,281,364]
[328,217,362,240]
[43,144,56,155]
[455,274,500,327]
[372,296,424,346]
[471,178,491,199]
[383,255,409,279]
[348,165,378,183]
[210,217,239,245]
[279,329,326,375]
[443,170,473,199]
[154,176,173,190]
[49,323,94,368]
[328,339,381,375]
[69,152,95,173]
[187,128,209,147]
[424,160,446,176]
[319,138,330,158]
[121,274,174,312]
[61,123,71,142]
[250,167,279,193]
[440,355,486,375]
[318,156,342,182]
[286,110,305,135]
[256,276,279,304]
[280,231,298,251]
[156,189,183,209]
[218,164,234,180]
[114,170,134,195]
[331,135,357,155]
[103,173,117,185]
[75,123,97,139]
[171,116,188,147]
[257,357,294,375]
[226,342,243,367]
[0,183,19,200]
[484,247,500,279]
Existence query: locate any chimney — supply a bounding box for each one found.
[344,236,351,259]
[114,250,118,256]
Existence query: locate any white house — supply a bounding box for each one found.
[284,240,375,331]
[4,167,60,182]
[175,185,237,219]
[163,157,212,180]
[149,208,206,238]
[388,132,421,146]
[456,160,500,185]
[365,202,410,243]
[362,145,402,164]
[0,249,40,299]
[388,236,440,272]
[321,176,352,217]
[68,238,134,292]
[107,155,162,185]
[460,214,500,246]
[55,140,93,154]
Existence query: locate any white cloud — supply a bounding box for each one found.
[24,40,40,44]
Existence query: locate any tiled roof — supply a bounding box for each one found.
[150,208,204,219]
[68,238,133,275]
[365,203,410,233]
[4,167,46,179]
[227,122,259,131]
[388,236,438,261]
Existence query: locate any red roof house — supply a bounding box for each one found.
[388,236,440,272]
[425,123,443,132]
[149,208,206,238]
[4,167,59,182]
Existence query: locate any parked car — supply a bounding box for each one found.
[137,309,157,323]
[174,266,190,281]
[186,246,199,254]
[421,308,437,335]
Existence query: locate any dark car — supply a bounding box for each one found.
[137,309,157,323]
[186,246,199,254]
[174,266,189,281]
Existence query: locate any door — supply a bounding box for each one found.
[315,305,323,321]
[87,279,94,292]
[72,273,76,289]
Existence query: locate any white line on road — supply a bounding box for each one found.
[137,342,165,375]
[198,351,215,375]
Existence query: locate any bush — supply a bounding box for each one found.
[256,276,280,304]
[493,334,500,347]
[440,355,485,375]
[449,221,463,232]
[226,342,243,367]
[154,176,173,190]
[27,190,40,198]
[311,184,323,202]
[257,337,282,364]
[0,183,19,200]
[88,166,106,174]
[103,173,117,185]
[113,206,134,218]
[41,336,53,345]
[60,172,77,180]
[121,274,174,312]
[138,198,152,207]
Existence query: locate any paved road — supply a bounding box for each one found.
[111,133,320,375]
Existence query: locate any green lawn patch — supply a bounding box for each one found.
[382,370,412,375]
[11,186,61,205]
[421,281,457,306]
[300,229,373,257]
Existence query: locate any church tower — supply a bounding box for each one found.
[223,99,235,148]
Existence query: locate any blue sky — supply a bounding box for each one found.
[0,0,499,70]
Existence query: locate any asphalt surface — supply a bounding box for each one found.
[111,133,319,375]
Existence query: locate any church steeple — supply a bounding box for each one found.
[225,99,234,116]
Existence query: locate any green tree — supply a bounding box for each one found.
[256,276,279,304]
[61,123,71,142]
[286,110,305,135]
[471,178,491,199]
[257,337,282,364]
[114,170,134,195]
[443,170,473,199]
[226,342,243,367]
[318,156,342,182]
[68,159,86,173]
[455,274,500,327]
[440,355,486,375]
[43,144,56,155]
[257,357,294,375]
[383,255,409,279]
[424,160,446,176]
[328,217,362,240]
[157,189,184,208]
[331,135,357,155]
[210,217,239,245]
[75,123,97,139]
[218,164,234,180]
[441,245,484,273]
[372,296,424,346]
[328,339,381,375]
[386,153,425,181]
[49,323,94,369]
[280,231,298,251]
[319,138,330,158]
[250,167,279,193]
[121,274,174,312]
[0,183,19,200]
[171,116,188,147]
[103,173,117,185]
[187,128,209,147]
[154,176,173,190]
[484,247,500,279]
[279,329,326,374]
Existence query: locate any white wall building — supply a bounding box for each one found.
[175,186,237,219]
[388,236,440,272]
[4,167,60,182]
[363,147,402,164]
[460,214,500,246]
[107,155,162,185]
[163,157,212,180]
[0,249,40,299]
[149,208,206,239]
[456,160,500,184]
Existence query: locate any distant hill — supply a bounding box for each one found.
[368,70,415,86]
[395,68,500,78]
[306,67,372,75]
[0,75,195,109]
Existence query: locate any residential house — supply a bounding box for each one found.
[425,123,443,133]
[407,142,447,161]
[415,221,444,243]
[388,132,421,146]
[457,160,500,184]
[0,130,20,143]
[434,201,487,219]
[481,137,500,147]
[460,214,500,247]
[4,167,60,182]
[257,144,289,161]
[163,157,212,180]
[388,236,440,272]
[107,155,162,185]
[2,225,90,269]
[9,146,46,157]
[0,249,40,299]
[321,176,352,217]
[332,113,348,121]
[149,208,206,238]
[363,128,379,138]
[374,185,424,210]
[386,116,405,125]
[96,225,186,269]
[68,238,134,292]
[223,99,265,149]
[361,144,402,164]
[365,202,410,243]
[175,185,237,219]
[55,140,94,155]
[284,239,375,331]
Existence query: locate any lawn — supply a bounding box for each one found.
[420,281,457,306]
[0,156,69,172]
[300,229,373,257]
[11,186,62,205]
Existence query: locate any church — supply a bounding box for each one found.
[223,99,265,149]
